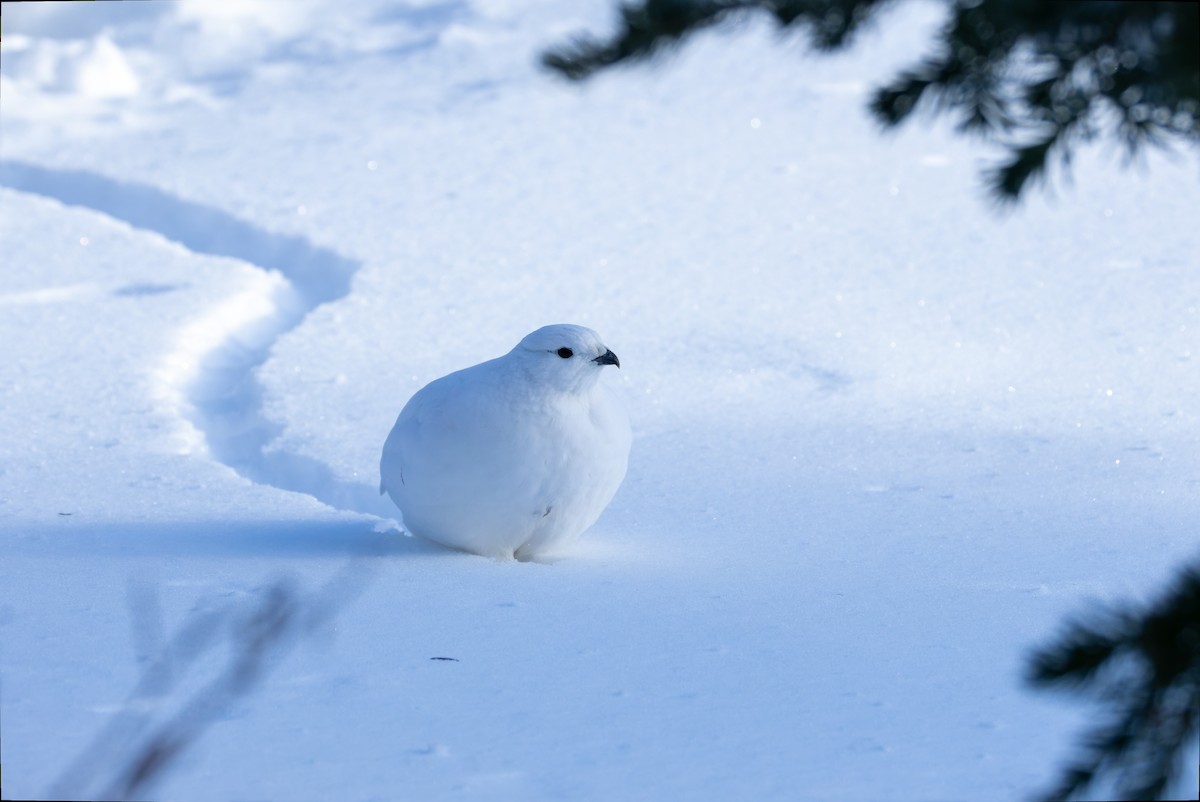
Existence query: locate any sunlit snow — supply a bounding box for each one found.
[1,1,1197,800]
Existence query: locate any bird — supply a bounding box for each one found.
[380,324,631,561]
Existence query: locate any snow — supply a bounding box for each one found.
[2,1,1198,800]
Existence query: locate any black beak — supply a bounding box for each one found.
[593,349,620,368]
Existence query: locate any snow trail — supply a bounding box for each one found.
[0,159,395,517]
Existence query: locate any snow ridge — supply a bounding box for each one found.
[0,160,394,518]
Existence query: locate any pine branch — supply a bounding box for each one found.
[542,0,889,80]
[543,0,1200,203]
[1026,561,1200,802]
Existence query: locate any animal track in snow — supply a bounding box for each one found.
[0,159,394,518]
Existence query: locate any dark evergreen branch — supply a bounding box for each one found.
[543,0,1200,202]
[1026,562,1200,801]
[542,0,890,80]
[543,0,735,80]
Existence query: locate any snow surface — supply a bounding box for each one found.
[1,1,1198,800]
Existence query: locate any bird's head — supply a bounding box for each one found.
[511,323,621,393]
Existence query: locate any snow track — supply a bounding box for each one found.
[0,160,395,518]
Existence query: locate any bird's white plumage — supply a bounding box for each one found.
[380,324,631,560]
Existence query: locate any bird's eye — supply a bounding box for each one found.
[556,347,574,359]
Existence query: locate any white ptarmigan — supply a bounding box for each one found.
[379,324,631,561]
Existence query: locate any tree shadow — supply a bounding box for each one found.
[9,518,448,561]
[49,559,386,801]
